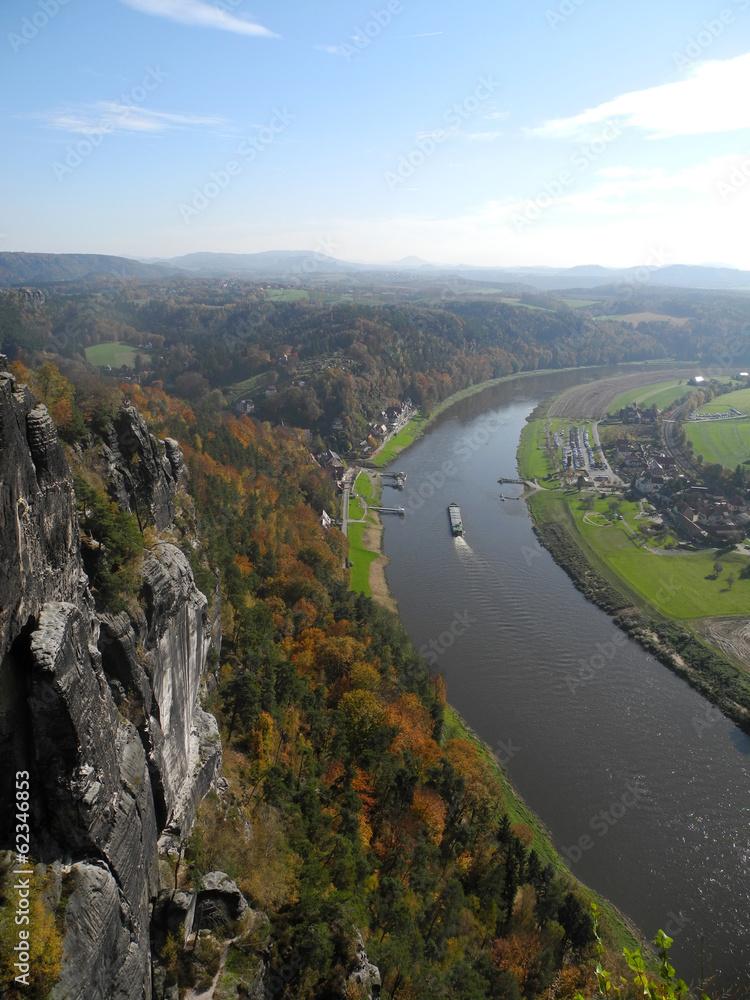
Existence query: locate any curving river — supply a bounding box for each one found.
[380,368,750,991]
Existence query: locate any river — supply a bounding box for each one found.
[380,368,750,991]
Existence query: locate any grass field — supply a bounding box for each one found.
[686,417,750,469]
[695,387,750,415]
[266,289,309,302]
[517,419,557,483]
[562,298,597,308]
[607,379,691,413]
[569,494,750,618]
[85,342,150,368]
[355,472,373,500]
[348,495,366,519]
[500,298,553,311]
[347,522,379,596]
[226,370,279,403]
[594,312,688,326]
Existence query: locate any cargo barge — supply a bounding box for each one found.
[448,503,464,536]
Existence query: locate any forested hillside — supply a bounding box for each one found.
[3,276,750,455]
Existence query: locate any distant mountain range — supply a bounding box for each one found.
[0,252,180,286]
[2,250,750,293]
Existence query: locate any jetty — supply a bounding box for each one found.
[371,506,405,516]
[381,471,407,490]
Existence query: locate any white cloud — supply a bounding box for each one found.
[529,52,750,139]
[31,103,227,135]
[117,0,277,37]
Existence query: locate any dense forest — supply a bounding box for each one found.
[2,276,750,455]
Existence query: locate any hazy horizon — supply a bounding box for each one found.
[3,0,750,268]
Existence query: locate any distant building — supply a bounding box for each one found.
[320,510,332,530]
[235,398,255,414]
[689,375,705,385]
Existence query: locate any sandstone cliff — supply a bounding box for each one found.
[0,361,220,999]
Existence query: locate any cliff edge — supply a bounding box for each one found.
[0,360,220,999]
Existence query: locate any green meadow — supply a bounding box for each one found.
[85,342,150,368]
[346,522,379,596]
[686,417,750,470]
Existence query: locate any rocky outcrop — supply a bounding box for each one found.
[347,931,381,1000]
[103,406,188,531]
[194,872,248,933]
[0,361,221,1000]
[0,369,88,660]
[99,542,221,834]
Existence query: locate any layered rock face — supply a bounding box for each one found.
[99,543,221,834]
[0,361,220,999]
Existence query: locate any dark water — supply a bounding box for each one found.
[381,370,750,991]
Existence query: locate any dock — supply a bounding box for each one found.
[370,506,405,516]
[381,471,407,491]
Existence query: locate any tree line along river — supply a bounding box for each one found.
[380,367,750,992]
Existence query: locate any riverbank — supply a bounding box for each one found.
[347,471,398,611]
[518,410,750,734]
[368,359,701,470]
[442,703,647,967]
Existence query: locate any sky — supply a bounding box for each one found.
[2,0,750,268]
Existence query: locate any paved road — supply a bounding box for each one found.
[341,487,349,538]
[592,421,623,485]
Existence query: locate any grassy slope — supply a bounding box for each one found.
[370,414,428,467]
[517,419,557,483]
[686,417,750,469]
[226,370,279,403]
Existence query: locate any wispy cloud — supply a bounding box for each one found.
[485,154,747,224]
[117,0,277,37]
[529,52,750,139]
[401,31,444,38]
[467,131,503,142]
[30,102,228,135]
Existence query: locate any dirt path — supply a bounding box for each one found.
[697,617,750,672]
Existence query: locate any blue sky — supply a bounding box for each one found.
[2,0,750,267]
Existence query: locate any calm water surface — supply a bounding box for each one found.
[381,369,750,990]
